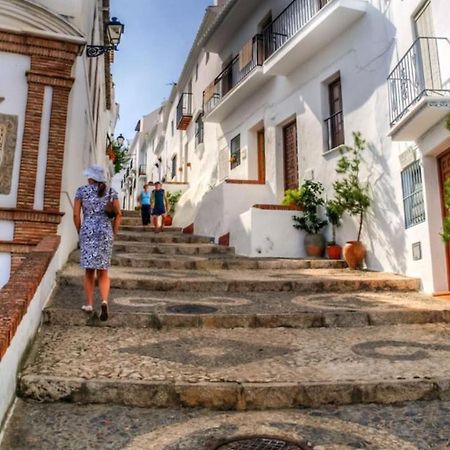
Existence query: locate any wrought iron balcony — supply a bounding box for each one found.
[176,93,193,130]
[324,110,344,151]
[262,0,367,75]
[388,37,450,140]
[203,34,264,119]
[263,0,329,60]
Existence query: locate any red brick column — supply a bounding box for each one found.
[16,80,45,209]
[44,85,72,211]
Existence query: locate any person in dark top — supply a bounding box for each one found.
[151,181,169,232]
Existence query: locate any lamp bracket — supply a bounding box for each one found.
[86,45,116,58]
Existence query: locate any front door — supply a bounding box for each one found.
[283,121,299,190]
[257,129,266,183]
[439,149,450,287]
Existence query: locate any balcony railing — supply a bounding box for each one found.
[263,0,330,60]
[324,110,344,151]
[388,37,450,126]
[176,92,193,130]
[203,34,263,115]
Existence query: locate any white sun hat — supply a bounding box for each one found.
[83,165,107,183]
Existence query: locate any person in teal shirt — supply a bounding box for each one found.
[138,183,151,226]
[151,182,169,232]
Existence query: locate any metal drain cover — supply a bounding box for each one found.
[215,437,306,450]
[166,304,218,314]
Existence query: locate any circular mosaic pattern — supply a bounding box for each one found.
[214,437,308,450]
[166,304,218,314]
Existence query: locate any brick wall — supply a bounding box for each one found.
[0,236,60,360]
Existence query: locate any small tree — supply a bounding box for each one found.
[441,178,450,243]
[292,180,327,234]
[111,138,130,174]
[326,199,344,245]
[167,190,182,216]
[333,131,371,241]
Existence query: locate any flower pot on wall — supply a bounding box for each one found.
[343,240,366,269]
[304,233,325,257]
[164,215,173,226]
[327,244,342,260]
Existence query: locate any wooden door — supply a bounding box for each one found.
[283,121,299,190]
[439,149,450,288]
[257,129,266,183]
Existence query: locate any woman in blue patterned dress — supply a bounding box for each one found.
[73,165,122,321]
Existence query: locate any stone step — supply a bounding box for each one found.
[120,225,183,232]
[19,323,450,410]
[44,285,450,330]
[116,232,212,244]
[69,250,346,270]
[113,242,234,255]
[3,398,448,450]
[121,210,141,218]
[58,264,421,293]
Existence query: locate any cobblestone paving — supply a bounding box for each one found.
[2,399,450,449]
[20,323,450,384]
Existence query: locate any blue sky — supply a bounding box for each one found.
[110,0,212,141]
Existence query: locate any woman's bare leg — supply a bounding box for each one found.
[97,269,110,303]
[84,269,95,306]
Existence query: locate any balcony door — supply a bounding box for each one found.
[257,129,266,183]
[439,149,450,288]
[283,121,299,190]
[414,1,441,91]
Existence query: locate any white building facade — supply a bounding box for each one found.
[133,0,450,294]
[0,0,119,284]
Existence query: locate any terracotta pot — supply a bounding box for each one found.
[343,240,366,270]
[164,215,173,226]
[327,244,342,260]
[304,233,325,257]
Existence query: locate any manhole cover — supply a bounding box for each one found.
[166,304,218,314]
[215,437,307,450]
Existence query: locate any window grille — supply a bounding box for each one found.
[401,160,426,228]
[195,114,204,146]
[230,135,241,170]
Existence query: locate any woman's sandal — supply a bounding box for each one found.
[100,301,108,321]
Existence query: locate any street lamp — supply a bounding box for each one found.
[86,17,125,58]
[116,134,125,147]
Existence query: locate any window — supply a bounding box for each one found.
[171,120,174,136]
[325,77,344,150]
[401,160,426,228]
[195,63,199,81]
[230,135,241,170]
[171,155,177,180]
[195,114,204,146]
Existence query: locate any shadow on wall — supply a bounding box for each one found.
[364,141,407,274]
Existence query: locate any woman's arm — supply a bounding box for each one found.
[73,199,82,234]
[112,199,122,236]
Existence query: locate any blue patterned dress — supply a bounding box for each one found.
[75,184,118,270]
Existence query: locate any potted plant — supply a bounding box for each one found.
[292,180,328,257]
[165,190,182,226]
[282,188,302,208]
[325,199,343,260]
[333,131,371,269]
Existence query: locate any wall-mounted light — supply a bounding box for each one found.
[86,17,125,58]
